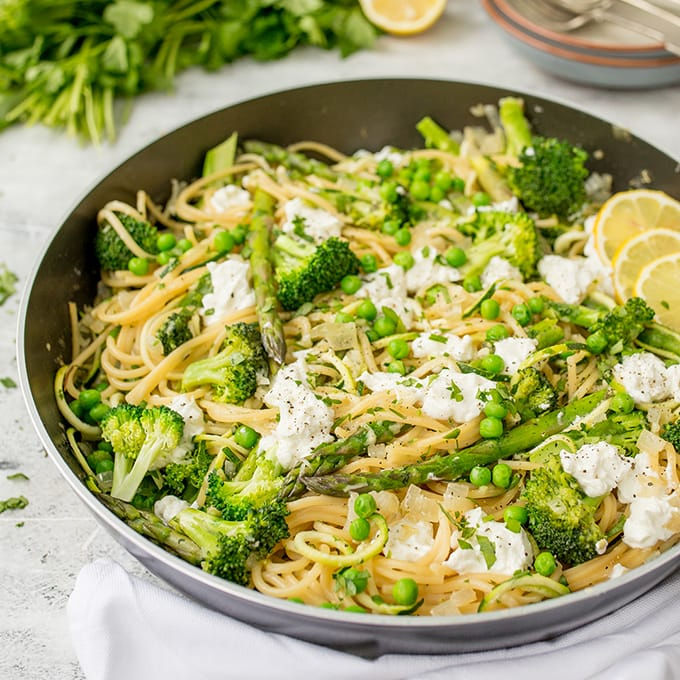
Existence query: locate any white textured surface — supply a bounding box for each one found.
[1,3,680,678]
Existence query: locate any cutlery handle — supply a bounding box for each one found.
[599,0,680,56]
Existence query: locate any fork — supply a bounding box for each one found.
[512,0,680,55]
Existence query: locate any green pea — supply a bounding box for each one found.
[78,389,102,410]
[360,253,378,273]
[356,299,378,321]
[349,517,371,541]
[376,159,394,178]
[444,246,467,268]
[341,275,362,295]
[335,311,353,324]
[463,275,482,292]
[128,257,149,276]
[231,224,248,245]
[97,441,114,454]
[87,450,111,469]
[354,493,377,518]
[434,171,453,191]
[234,424,260,449]
[586,330,608,354]
[88,403,110,423]
[366,329,380,342]
[380,182,399,203]
[429,186,445,203]
[480,298,501,321]
[157,232,177,252]
[386,360,406,375]
[394,251,415,270]
[387,338,410,360]
[471,191,491,207]
[392,577,419,606]
[450,177,466,193]
[94,458,115,475]
[479,353,504,375]
[382,219,400,235]
[470,465,492,486]
[511,302,532,326]
[410,179,431,201]
[504,505,529,527]
[214,230,235,254]
[534,551,557,577]
[157,251,173,265]
[485,324,509,342]
[413,167,431,182]
[492,462,513,488]
[394,228,412,247]
[177,238,193,252]
[527,296,544,314]
[484,401,507,419]
[373,316,397,338]
[480,416,504,439]
[611,392,635,414]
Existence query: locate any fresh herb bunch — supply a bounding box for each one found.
[0,0,378,142]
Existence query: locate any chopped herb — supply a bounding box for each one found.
[0,495,28,513]
[6,472,28,481]
[448,381,464,402]
[0,265,17,305]
[477,535,497,569]
[0,377,17,389]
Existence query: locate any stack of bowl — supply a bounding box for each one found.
[482,0,680,88]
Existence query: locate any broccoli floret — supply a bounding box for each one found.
[94,212,159,271]
[157,309,194,356]
[181,322,267,403]
[164,439,213,498]
[206,445,284,521]
[660,421,680,453]
[457,209,540,282]
[272,234,360,311]
[522,453,605,566]
[511,367,558,422]
[548,297,655,354]
[567,409,648,457]
[499,97,589,220]
[170,506,287,586]
[101,404,185,503]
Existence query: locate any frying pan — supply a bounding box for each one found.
[17,78,680,657]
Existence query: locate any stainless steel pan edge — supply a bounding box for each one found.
[17,78,680,656]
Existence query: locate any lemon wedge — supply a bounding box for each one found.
[592,189,680,266]
[633,252,680,332]
[359,0,447,35]
[612,228,680,303]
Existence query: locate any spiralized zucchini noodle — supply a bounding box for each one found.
[58,98,680,617]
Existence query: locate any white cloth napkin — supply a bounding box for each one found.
[68,558,680,680]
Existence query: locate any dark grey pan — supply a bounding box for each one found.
[18,78,680,657]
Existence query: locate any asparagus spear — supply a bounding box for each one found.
[278,420,410,500]
[248,189,287,365]
[98,494,203,566]
[301,389,608,496]
[415,116,460,154]
[243,140,338,180]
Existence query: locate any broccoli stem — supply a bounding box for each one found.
[98,494,203,566]
[248,190,287,365]
[278,420,410,499]
[301,389,607,496]
[498,96,533,156]
[415,116,460,154]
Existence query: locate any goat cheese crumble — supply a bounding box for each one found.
[281,197,343,243]
[260,355,334,469]
[560,441,631,498]
[200,257,255,326]
[209,184,251,214]
[493,337,538,375]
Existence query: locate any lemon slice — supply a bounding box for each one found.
[633,252,680,332]
[592,189,680,266]
[612,228,680,303]
[359,0,447,35]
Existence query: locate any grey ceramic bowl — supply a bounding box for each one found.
[18,78,680,657]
